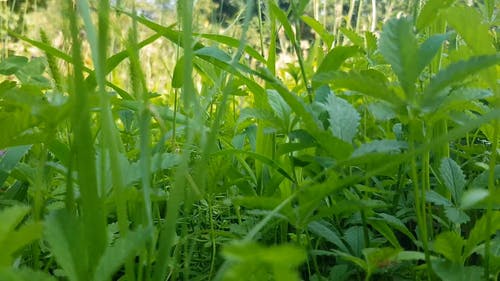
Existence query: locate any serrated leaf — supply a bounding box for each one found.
[440,158,466,203]
[444,206,470,225]
[45,211,87,281]
[379,17,419,96]
[433,231,464,263]
[325,94,359,144]
[426,190,453,207]
[351,140,407,158]
[340,27,364,47]
[423,54,500,97]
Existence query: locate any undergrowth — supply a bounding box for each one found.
[0,0,499,280]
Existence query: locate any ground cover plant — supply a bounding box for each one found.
[0,0,499,280]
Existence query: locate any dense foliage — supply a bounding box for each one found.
[0,0,499,280]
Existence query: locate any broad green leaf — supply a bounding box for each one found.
[433,231,465,264]
[344,226,365,257]
[0,205,30,244]
[332,250,367,271]
[93,228,150,281]
[267,89,292,128]
[301,15,334,49]
[308,221,350,253]
[325,94,360,144]
[379,17,419,96]
[432,260,483,281]
[422,54,500,98]
[0,268,56,281]
[445,6,496,55]
[340,27,364,47]
[368,219,401,248]
[313,69,404,107]
[313,46,360,87]
[416,33,449,77]
[464,211,500,259]
[416,0,456,30]
[426,190,453,207]
[444,206,470,225]
[439,158,466,203]
[45,211,88,281]
[0,56,29,75]
[351,140,407,158]
[222,242,306,281]
[377,213,417,243]
[0,145,31,186]
[460,189,489,209]
[470,165,500,190]
[0,205,42,266]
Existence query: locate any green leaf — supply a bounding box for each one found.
[269,2,297,47]
[0,205,42,266]
[222,242,306,281]
[416,33,449,76]
[351,140,407,158]
[433,231,465,264]
[172,56,185,89]
[93,228,151,281]
[0,268,56,281]
[368,219,401,248]
[314,70,404,107]
[432,260,483,281]
[439,158,466,204]
[308,221,349,253]
[377,213,416,243]
[464,211,500,259]
[444,206,470,225]
[445,6,496,55]
[340,27,364,47]
[313,46,360,87]
[0,145,31,186]
[45,211,88,281]
[426,190,453,207]
[422,54,500,98]
[301,15,334,49]
[416,0,456,30]
[379,17,419,96]
[267,89,292,128]
[460,189,489,210]
[325,94,360,144]
[0,56,29,75]
[362,247,401,278]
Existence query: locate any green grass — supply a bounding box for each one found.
[0,0,499,280]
